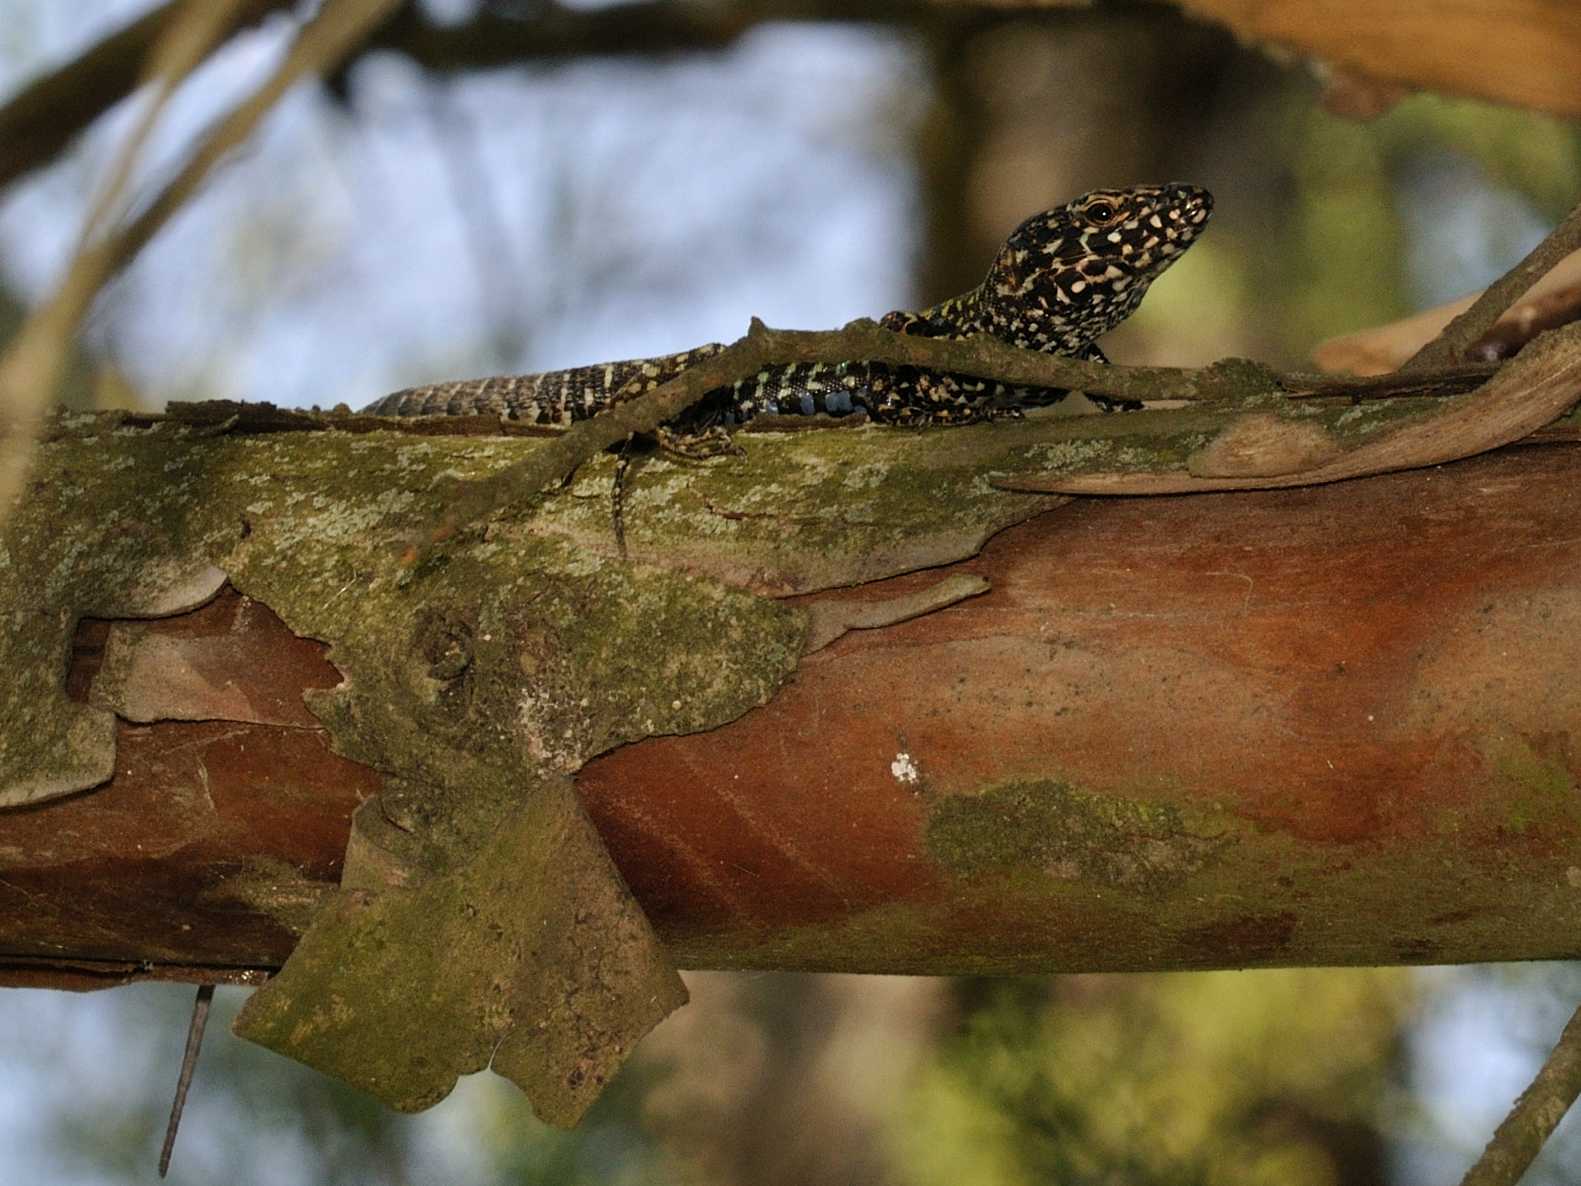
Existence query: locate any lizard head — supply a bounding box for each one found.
[982,182,1213,354]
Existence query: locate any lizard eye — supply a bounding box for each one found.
[1083,200,1121,226]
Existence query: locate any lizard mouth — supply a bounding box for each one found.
[1168,183,1214,226]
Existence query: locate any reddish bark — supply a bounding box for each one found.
[4,445,1580,987]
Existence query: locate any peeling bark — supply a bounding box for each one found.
[2,407,1579,1115]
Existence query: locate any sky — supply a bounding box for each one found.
[0,0,923,411]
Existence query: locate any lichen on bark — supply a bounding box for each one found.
[9,387,1517,1120]
[0,407,1098,1121]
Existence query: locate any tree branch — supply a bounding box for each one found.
[1406,198,1581,370]
[0,0,933,193]
[7,430,1581,984]
[362,0,921,73]
[1457,1000,1581,1186]
[399,315,1531,555]
[0,0,257,528]
[110,0,403,271]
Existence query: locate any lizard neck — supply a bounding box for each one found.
[921,288,989,337]
[882,286,990,341]
[894,280,1108,358]
[979,275,1111,357]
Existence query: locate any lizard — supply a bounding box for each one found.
[361,182,1213,451]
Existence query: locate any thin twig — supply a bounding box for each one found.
[1280,362,1498,399]
[1472,283,1581,361]
[748,322,1498,405]
[366,0,922,73]
[140,345,1499,446]
[75,0,254,256]
[110,0,403,274]
[1456,999,1581,1186]
[159,983,215,1178]
[612,436,638,561]
[1406,199,1581,370]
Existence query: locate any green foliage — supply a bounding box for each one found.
[1153,81,1581,369]
[1377,100,1581,219]
[891,969,1414,1186]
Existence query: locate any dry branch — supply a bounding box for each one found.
[1407,200,1581,370]
[0,0,253,529]
[0,0,930,194]
[362,0,942,72]
[1314,249,1581,374]
[1457,1001,1581,1186]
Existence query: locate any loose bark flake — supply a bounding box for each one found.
[1,408,1056,1121]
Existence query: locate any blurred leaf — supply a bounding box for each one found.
[893,969,1413,1186]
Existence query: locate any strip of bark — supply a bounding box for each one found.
[998,320,1581,495]
[801,573,990,652]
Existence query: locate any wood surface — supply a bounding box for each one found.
[5,442,1579,988]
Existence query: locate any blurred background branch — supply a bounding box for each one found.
[0,0,399,524]
[0,0,252,523]
[0,0,292,192]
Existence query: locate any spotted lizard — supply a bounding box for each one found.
[362,183,1213,449]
